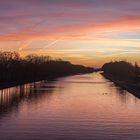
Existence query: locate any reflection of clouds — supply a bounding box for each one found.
[0,72,140,139]
[101,74,140,104]
[115,86,140,105]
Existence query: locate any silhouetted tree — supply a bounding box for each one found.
[102,61,140,82]
[0,51,94,86]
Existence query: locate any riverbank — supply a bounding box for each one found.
[102,73,140,98]
[0,51,94,90]
[0,72,94,90]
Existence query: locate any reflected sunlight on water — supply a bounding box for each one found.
[0,72,140,140]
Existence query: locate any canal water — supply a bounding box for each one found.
[0,72,140,140]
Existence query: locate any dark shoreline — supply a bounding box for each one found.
[0,72,93,90]
[102,73,140,99]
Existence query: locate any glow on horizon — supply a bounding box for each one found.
[0,0,140,67]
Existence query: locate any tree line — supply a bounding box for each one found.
[0,51,94,85]
[102,61,140,82]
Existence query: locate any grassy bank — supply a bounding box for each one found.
[102,73,140,98]
[102,61,140,98]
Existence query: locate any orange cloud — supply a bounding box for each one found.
[54,16,140,34]
[0,16,139,41]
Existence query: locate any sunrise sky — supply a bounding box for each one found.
[0,0,140,67]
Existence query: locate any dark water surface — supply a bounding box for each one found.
[0,72,140,140]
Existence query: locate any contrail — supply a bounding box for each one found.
[17,19,49,52]
[17,12,65,52]
[18,40,33,51]
[17,17,54,52]
[38,39,60,53]
[44,40,59,48]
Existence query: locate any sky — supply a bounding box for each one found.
[0,0,140,67]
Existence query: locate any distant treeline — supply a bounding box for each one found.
[102,61,140,82]
[0,51,94,86]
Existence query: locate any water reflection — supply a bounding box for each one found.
[0,73,139,140]
[0,81,55,118]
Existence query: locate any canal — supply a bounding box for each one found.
[0,72,140,140]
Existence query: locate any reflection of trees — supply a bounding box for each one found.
[0,81,55,118]
[112,83,139,104]
[101,74,139,104]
